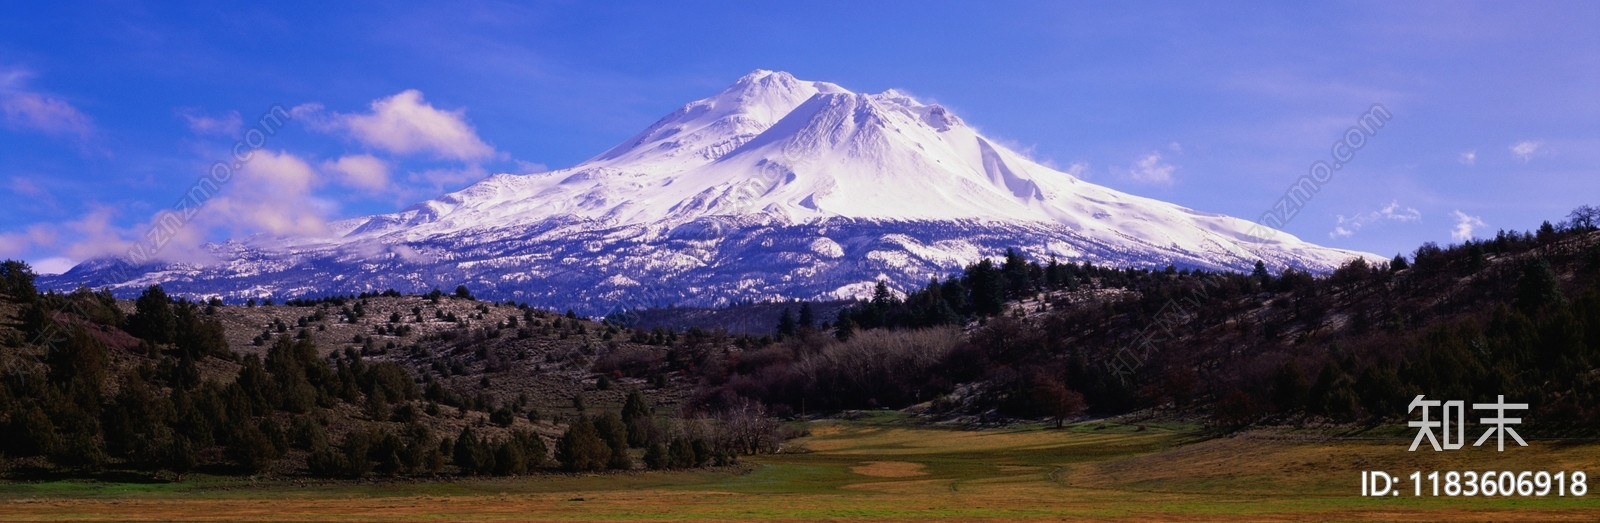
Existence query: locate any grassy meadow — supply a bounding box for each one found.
[2,414,1597,522]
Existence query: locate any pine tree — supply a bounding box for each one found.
[940,276,968,314]
[834,314,856,341]
[1251,260,1270,282]
[668,437,696,469]
[775,308,797,338]
[165,435,198,481]
[555,416,610,472]
[129,285,178,345]
[871,280,898,308]
[493,440,528,475]
[510,429,547,469]
[452,426,494,475]
[1001,248,1032,298]
[797,302,815,330]
[1516,258,1563,314]
[621,390,653,448]
[592,412,633,470]
[644,441,670,469]
[966,259,1005,317]
[0,259,38,300]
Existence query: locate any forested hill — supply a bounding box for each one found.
[0,268,786,479]
[691,208,1600,431]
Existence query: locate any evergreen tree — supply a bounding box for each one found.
[644,441,670,469]
[797,302,815,330]
[129,285,177,345]
[509,429,547,470]
[592,412,633,470]
[165,436,198,481]
[834,313,856,341]
[775,308,797,338]
[0,259,38,300]
[940,276,968,314]
[871,280,898,309]
[965,259,1005,316]
[452,426,494,475]
[1001,248,1032,298]
[621,390,653,448]
[668,437,696,469]
[555,416,610,472]
[493,440,528,475]
[1516,258,1564,313]
[226,423,279,474]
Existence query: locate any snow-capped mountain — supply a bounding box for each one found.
[44,70,1377,313]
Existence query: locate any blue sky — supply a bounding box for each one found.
[2,1,1596,274]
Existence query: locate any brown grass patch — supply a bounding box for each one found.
[849,461,927,478]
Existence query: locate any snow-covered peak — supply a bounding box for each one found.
[47,70,1383,309]
[584,70,847,173]
[329,70,1377,271]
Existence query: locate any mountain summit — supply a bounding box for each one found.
[46,71,1377,312]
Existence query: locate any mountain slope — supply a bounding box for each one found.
[44,70,1377,313]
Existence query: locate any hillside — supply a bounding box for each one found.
[687,211,1600,431]
[0,272,780,479]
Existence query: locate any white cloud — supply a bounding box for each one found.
[0,67,26,90]
[408,164,488,192]
[30,256,75,275]
[1330,200,1420,238]
[181,109,243,136]
[1451,210,1486,241]
[513,159,549,174]
[1167,142,1183,153]
[0,223,56,259]
[9,176,45,198]
[59,206,133,261]
[204,150,331,237]
[1458,150,1476,166]
[323,154,391,191]
[1064,162,1089,180]
[0,206,134,266]
[2,91,95,141]
[309,90,495,161]
[1126,153,1175,184]
[1510,140,1540,162]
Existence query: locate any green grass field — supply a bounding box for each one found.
[3,415,1597,521]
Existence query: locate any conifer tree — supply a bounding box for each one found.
[592,412,633,470]
[129,285,177,345]
[555,416,610,472]
[775,308,797,338]
[797,302,815,330]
